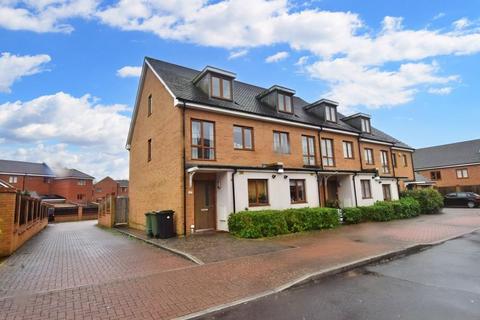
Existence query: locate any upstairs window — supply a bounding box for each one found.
[325,106,337,122]
[9,176,17,184]
[77,179,86,186]
[343,141,354,159]
[302,135,316,166]
[278,93,293,113]
[147,94,152,116]
[430,171,441,180]
[402,154,408,167]
[380,150,390,174]
[321,138,335,167]
[233,126,253,150]
[148,139,152,162]
[364,148,374,165]
[361,118,371,133]
[273,131,290,154]
[392,153,397,168]
[211,75,232,100]
[44,177,51,184]
[456,169,469,179]
[192,120,215,160]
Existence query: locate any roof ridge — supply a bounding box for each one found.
[416,138,480,151]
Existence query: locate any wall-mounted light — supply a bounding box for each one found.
[284,175,288,179]
[272,174,277,179]
[278,168,284,174]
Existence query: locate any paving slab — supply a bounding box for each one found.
[0,208,479,320]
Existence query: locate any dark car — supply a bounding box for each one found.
[444,192,480,208]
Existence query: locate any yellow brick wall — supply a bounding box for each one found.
[129,68,185,234]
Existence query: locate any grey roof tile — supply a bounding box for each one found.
[0,159,55,176]
[413,139,480,169]
[54,168,94,180]
[146,57,412,149]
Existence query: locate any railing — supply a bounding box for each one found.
[15,193,49,233]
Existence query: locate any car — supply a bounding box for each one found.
[444,192,480,208]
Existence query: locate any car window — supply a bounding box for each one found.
[468,192,480,197]
[457,192,467,198]
[445,193,456,198]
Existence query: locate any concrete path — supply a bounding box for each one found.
[204,230,480,320]
[0,209,479,320]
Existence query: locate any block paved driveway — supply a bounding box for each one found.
[1,209,480,320]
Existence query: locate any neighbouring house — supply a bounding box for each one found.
[413,139,480,194]
[0,159,95,203]
[0,159,56,194]
[51,168,95,204]
[93,177,129,200]
[126,57,415,235]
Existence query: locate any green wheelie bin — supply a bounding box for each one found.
[145,212,154,237]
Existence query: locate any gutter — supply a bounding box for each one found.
[182,100,187,236]
[231,169,237,214]
[352,172,358,206]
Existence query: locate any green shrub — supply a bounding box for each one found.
[398,197,421,218]
[228,210,288,238]
[402,189,443,214]
[342,207,364,224]
[228,207,339,238]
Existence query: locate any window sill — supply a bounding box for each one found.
[248,203,270,207]
[291,201,307,204]
[234,148,254,151]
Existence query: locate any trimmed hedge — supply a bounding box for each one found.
[343,197,421,224]
[228,207,339,238]
[401,189,443,214]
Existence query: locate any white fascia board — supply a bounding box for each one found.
[359,138,393,146]
[0,172,55,177]
[415,162,480,171]
[391,147,414,152]
[322,127,359,136]
[181,102,321,130]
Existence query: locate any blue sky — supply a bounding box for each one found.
[0,0,479,179]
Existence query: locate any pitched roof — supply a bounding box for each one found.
[53,168,95,180]
[116,179,129,187]
[0,159,55,176]
[128,57,412,149]
[413,139,480,170]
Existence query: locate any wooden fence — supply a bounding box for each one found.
[98,195,128,228]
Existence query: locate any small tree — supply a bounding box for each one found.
[402,188,443,214]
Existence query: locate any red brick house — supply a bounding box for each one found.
[0,159,95,203]
[52,168,95,204]
[94,177,129,201]
[126,58,415,235]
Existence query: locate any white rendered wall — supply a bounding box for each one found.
[336,175,356,208]
[233,171,319,213]
[215,171,234,231]
[354,174,399,206]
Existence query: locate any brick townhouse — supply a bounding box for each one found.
[414,139,480,194]
[126,57,415,235]
[94,176,129,200]
[0,159,94,204]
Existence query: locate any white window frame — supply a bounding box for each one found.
[456,169,469,179]
[9,176,17,184]
[325,106,337,122]
[361,118,371,133]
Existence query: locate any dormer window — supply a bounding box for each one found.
[278,92,293,113]
[361,118,371,133]
[211,75,232,100]
[325,105,337,122]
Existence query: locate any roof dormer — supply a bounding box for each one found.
[192,66,236,101]
[257,85,296,114]
[304,99,339,123]
[342,113,372,133]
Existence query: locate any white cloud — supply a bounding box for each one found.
[0,92,130,179]
[3,1,480,109]
[428,87,453,95]
[0,52,51,92]
[433,13,445,20]
[0,0,97,33]
[117,65,142,78]
[265,51,289,63]
[295,56,309,66]
[453,18,470,30]
[228,49,248,60]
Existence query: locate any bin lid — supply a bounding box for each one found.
[156,210,174,215]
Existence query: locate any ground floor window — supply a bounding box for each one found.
[248,179,269,206]
[382,184,392,201]
[290,179,306,203]
[456,168,469,179]
[361,179,372,199]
